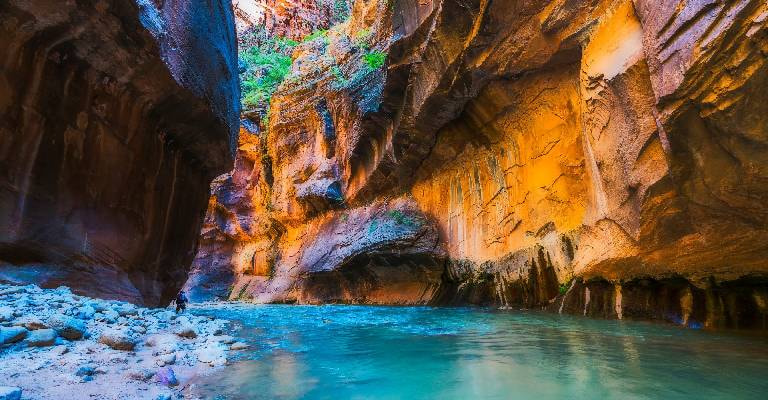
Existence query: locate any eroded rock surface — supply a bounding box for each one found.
[234,0,352,40]
[188,0,768,329]
[0,0,240,305]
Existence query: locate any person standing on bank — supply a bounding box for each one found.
[175,290,188,313]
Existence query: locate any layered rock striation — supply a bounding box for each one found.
[0,0,240,305]
[189,0,768,329]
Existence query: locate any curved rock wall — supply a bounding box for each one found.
[187,0,768,329]
[0,0,239,306]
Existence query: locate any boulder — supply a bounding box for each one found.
[196,343,227,366]
[75,366,96,377]
[0,286,25,295]
[99,329,136,351]
[230,342,249,351]
[154,367,179,387]
[116,304,138,317]
[26,329,57,347]
[48,315,87,340]
[75,305,96,320]
[210,335,236,345]
[98,309,119,324]
[126,368,155,382]
[0,326,27,345]
[155,353,176,367]
[14,316,47,330]
[175,324,197,339]
[145,334,179,355]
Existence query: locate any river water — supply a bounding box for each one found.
[187,304,768,399]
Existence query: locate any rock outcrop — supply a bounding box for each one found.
[188,0,768,329]
[0,0,240,305]
[233,0,352,39]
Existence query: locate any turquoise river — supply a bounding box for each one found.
[187,304,768,399]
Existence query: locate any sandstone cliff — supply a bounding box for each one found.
[189,0,768,329]
[0,0,240,305]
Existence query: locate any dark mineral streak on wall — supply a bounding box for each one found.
[0,0,240,306]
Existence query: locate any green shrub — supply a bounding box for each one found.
[239,35,298,112]
[362,50,387,70]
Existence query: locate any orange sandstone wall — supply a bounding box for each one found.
[188,0,768,329]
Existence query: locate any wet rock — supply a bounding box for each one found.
[0,326,27,345]
[211,335,236,345]
[230,342,249,351]
[154,367,179,387]
[26,329,57,347]
[196,343,227,366]
[99,329,136,351]
[0,386,22,400]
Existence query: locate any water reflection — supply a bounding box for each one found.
[188,305,768,400]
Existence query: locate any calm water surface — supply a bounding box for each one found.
[188,304,768,400]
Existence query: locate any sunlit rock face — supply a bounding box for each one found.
[233,0,352,39]
[0,0,239,306]
[188,0,768,328]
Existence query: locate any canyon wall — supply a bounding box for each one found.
[189,0,768,329]
[0,0,240,306]
[234,0,352,38]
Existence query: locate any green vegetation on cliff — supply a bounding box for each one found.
[239,35,297,113]
[362,50,387,70]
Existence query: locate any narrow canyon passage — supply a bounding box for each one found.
[1,0,768,399]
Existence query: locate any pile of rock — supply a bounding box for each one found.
[0,283,248,399]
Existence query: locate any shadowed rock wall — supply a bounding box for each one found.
[0,0,239,305]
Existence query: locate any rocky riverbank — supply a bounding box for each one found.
[0,284,246,399]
